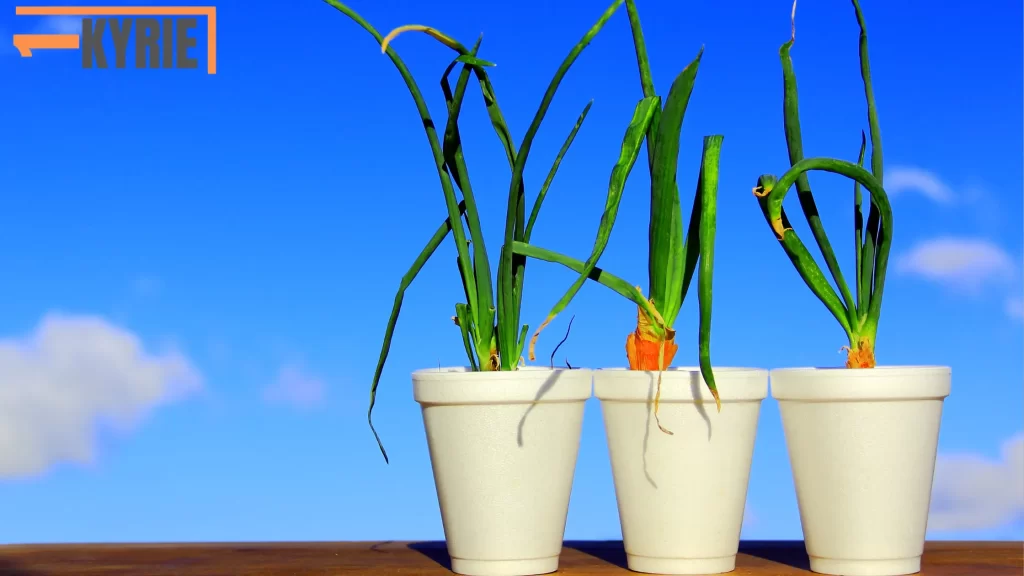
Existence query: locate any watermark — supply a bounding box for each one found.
[13,6,217,74]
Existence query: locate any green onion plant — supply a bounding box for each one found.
[324,0,661,461]
[752,0,893,369]
[515,0,724,425]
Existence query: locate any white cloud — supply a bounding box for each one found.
[1007,297,1024,320]
[0,313,202,479]
[886,166,955,204]
[36,16,82,35]
[263,365,325,409]
[897,237,1016,291]
[929,434,1024,532]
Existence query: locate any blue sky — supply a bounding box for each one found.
[0,0,1021,544]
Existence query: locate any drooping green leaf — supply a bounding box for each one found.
[756,176,852,340]
[366,201,466,463]
[696,135,723,408]
[758,157,893,340]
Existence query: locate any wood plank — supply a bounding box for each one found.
[0,541,1017,575]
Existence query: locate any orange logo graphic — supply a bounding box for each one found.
[14,6,217,74]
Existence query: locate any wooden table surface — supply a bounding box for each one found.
[0,541,1018,575]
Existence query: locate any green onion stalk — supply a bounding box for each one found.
[752,0,893,369]
[323,0,661,461]
[516,0,724,428]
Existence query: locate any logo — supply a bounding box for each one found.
[13,6,217,74]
